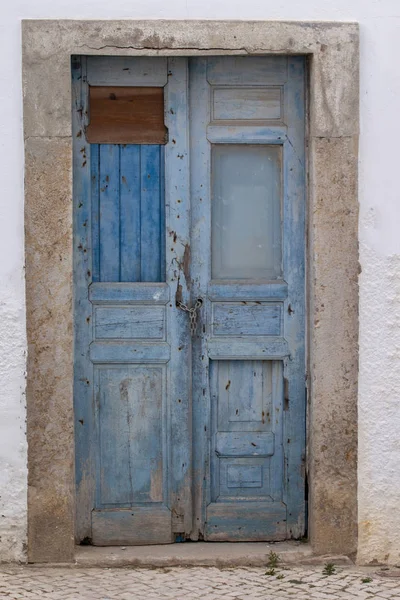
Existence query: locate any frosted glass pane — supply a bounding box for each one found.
[212,145,282,280]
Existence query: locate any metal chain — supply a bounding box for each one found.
[178,298,203,336]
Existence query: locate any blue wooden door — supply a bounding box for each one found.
[190,56,306,541]
[73,55,305,545]
[73,56,192,545]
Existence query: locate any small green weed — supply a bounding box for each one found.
[265,550,282,576]
[322,562,336,576]
[361,577,372,583]
[276,574,284,580]
[267,551,280,568]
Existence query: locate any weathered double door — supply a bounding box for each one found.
[73,55,305,545]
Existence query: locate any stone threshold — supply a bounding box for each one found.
[58,542,354,569]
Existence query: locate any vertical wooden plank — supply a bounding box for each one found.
[235,361,258,422]
[99,144,120,282]
[120,145,141,282]
[270,361,285,502]
[72,55,95,541]
[189,57,211,539]
[282,56,306,537]
[140,145,162,282]
[91,144,100,282]
[160,146,166,282]
[165,57,192,535]
[209,360,219,504]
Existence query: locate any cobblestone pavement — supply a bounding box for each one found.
[1,565,400,599]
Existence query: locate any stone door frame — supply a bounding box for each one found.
[22,19,359,562]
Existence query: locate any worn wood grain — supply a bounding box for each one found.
[164,57,193,535]
[212,87,282,122]
[92,507,172,546]
[99,144,120,281]
[209,361,284,507]
[212,303,282,337]
[189,57,211,540]
[281,57,306,537]
[140,145,164,280]
[86,87,167,144]
[89,282,169,304]
[207,125,287,144]
[207,339,289,360]
[91,144,165,283]
[208,281,288,301]
[96,366,164,505]
[87,56,168,87]
[205,501,287,541]
[206,56,288,85]
[73,55,96,542]
[94,306,165,339]
[120,145,141,281]
[215,432,275,457]
[89,341,170,364]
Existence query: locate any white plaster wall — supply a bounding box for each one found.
[0,0,399,564]
[0,9,27,562]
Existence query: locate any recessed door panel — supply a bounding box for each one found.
[209,360,283,507]
[211,86,282,122]
[96,365,165,506]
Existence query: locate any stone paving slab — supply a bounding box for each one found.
[1,566,400,600]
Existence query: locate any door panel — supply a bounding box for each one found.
[96,365,165,506]
[207,358,285,539]
[212,87,282,121]
[91,363,170,546]
[212,303,282,337]
[206,56,288,86]
[94,305,165,340]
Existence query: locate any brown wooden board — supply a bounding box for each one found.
[86,86,167,144]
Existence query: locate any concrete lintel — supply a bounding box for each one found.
[22,19,359,139]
